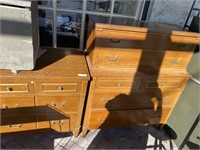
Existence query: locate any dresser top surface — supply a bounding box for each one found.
[0,49,90,80]
[88,15,200,38]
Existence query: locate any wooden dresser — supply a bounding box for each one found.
[82,16,200,136]
[0,49,90,137]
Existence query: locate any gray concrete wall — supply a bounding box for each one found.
[147,0,194,27]
[0,0,32,7]
[0,1,39,70]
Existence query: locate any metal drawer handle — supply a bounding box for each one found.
[97,118,103,123]
[162,82,166,86]
[109,38,121,43]
[51,120,64,126]
[97,118,109,123]
[51,102,65,107]
[117,83,121,87]
[16,104,20,108]
[170,58,181,64]
[156,96,170,102]
[5,87,13,91]
[100,99,106,104]
[57,86,63,91]
[105,55,119,61]
[2,104,8,109]
[177,43,186,47]
[2,104,20,109]
[8,124,22,128]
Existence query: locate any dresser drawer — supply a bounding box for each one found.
[0,115,37,133]
[145,79,183,89]
[101,30,193,51]
[96,79,142,91]
[97,48,141,68]
[0,83,31,93]
[37,114,77,132]
[91,90,178,110]
[89,108,170,129]
[141,50,192,69]
[1,96,35,116]
[36,83,81,93]
[35,96,80,113]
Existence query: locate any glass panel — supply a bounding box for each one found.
[38,0,52,7]
[87,0,111,13]
[114,0,138,16]
[38,10,53,47]
[57,0,83,10]
[56,12,81,48]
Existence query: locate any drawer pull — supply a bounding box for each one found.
[162,82,166,86]
[5,87,13,91]
[51,120,64,126]
[177,43,186,47]
[97,118,103,123]
[169,58,181,64]
[105,55,119,61]
[100,99,106,104]
[2,104,20,109]
[51,102,65,107]
[109,38,121,43]
[15,104,20,108]
[57,86,63,91]
[2,104,8,109]
[117,83,121,87]
[8,124,22,128]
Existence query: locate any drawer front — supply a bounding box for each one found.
[91,90,178,110]
[1,97,35,116]
[0,83,30,93]
[37,114,77,132]
[145,79,182,89]
[101,30,193,51]
[36,83,81,93]
[98,49,141,68]
[35,96,80,113]
[0,115,37,133]
[89,108,170,129]
[96,79,142,91]
[141,50,191,69]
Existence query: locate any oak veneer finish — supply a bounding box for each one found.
[0,49,90,137]
[82,16,200,136]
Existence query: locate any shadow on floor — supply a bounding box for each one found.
[1,125,177,149]
[87,125,177,149]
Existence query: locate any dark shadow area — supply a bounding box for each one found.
[34,48,83,70]
[83,15,199,149]
[0,19,32,36]
[1,129,73,149]
[0,104,76,149]
[0,105,74,132]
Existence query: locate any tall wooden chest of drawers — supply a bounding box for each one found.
[0,49,90,137]
[82,16,200,136]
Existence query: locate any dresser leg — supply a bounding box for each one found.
[73,131,79,138]
[154,124,165,130]
[81,130,88,137]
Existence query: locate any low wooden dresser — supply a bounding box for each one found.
[0,49,90,137]
[82,16,200,136]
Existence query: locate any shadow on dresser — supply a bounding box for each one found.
[1,105,74,135]
[83,15,197,148]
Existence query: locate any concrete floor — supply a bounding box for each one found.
[1,125,178,149]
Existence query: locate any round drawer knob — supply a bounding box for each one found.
[5,87,13,91]
[57,86,63,91]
